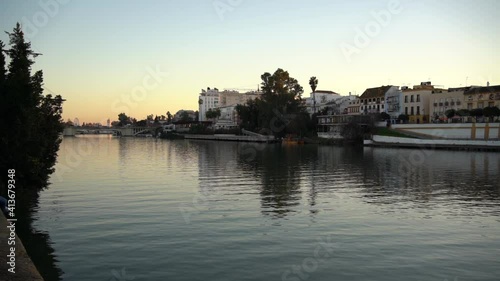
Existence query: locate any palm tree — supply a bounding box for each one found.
[309,76,318,113]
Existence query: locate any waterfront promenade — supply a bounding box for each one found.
[0,215,44,280]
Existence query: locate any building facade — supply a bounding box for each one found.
[304,90,342,115]
[401,82,435,124]
[464,85,500,110]
[347,96,361,115]
[429,87,467,120]
[384,88,403,121]
[360,85,398,115]
[198,88,220,122]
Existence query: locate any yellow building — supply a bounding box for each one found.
[464,85,500,110]
[401,82,437,124]
[429,87,468,120]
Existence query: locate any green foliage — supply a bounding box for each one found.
[379,112,391,121]
[236,68,311,138]
[118,113,130,126]
[0,23,64,195]
[374,127,416,138]
[166,111,173,122]
[445,109,456,119]
[398,114,409,122]
[205,108,221,120]
[188,123,212,134]
[341,122,364,143]
[483,106,500,119]
[180,111,193,121]
[309,76,318,93]
[136,120,147,127]
[469,108,484,118]
[456,109,470,117]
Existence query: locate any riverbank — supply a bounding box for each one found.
[0,215,44,280]
[183,134,277,143]
[365,135,500,151]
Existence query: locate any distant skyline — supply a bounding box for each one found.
[1,0,499,123]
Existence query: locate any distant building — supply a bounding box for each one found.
[198,88,221,122]
[198,87,261,124]
[360,85,398,115]
[464,85,500,110]
[429,87,467,120]
[304,90,342,115]
[347,96,361,115]
[317,115,374,139]
[384,88,403,121]
[325,95,358,115]
[401,82,438,124]
[214,105,238,129]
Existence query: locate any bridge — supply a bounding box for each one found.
[63,126,159,137]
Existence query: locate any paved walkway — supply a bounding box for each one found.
[0,215,44,280]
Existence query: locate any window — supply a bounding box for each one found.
[377,98,380,103]
[411,107,414,115]
[405,107,408,115]
[411,95,414,103]
[467,103,473,110]
[417,106,420,115]
[405,96,408,103]
[478,102,484,109]
[417,94,420,102]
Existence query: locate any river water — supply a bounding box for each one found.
[32,135,500,281]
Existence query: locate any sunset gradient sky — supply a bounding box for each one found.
[1,0,499,123]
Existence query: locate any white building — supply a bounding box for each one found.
[384,88,403,121]
[198,87,262,123]
[304,90,342,115]
[347,96,361,115]
[360,86,399,115]
[198,88,221,122]
[214,105,238,129]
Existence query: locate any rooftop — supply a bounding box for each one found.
[360,85,393,99]
[465,85,500,95]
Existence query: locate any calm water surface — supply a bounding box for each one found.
[33,135,500,281]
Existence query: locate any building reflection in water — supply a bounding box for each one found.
[193,140,500,220]
[361,148,500,214]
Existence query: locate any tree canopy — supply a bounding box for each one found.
[205,108,221,120]
[1,23,64,195]
[236,68,312,137]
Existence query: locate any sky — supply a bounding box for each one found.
[0,0,499,123]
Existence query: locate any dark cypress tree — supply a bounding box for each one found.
[1,23,64,196]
